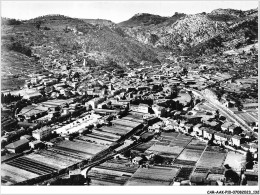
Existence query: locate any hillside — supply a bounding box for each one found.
[81,19,115,26]
[119,9,258,55]
[1,15,159,77]
[181,14,258,56]
[1,9,258,90]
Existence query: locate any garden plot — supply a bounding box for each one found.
[26,153,69,169]
[177,148,204,162]
[146,143,184,159]
[1,164,40,185]
[125,166,179,186]
[57,140,107,155]
[196,151,227,168]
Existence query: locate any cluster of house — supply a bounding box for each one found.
[15,99,84,123]
[1,53,258,186]
[3,127,51,154]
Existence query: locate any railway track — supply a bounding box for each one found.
[187,88,257,137]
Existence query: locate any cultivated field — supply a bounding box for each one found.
[196,151,227,168]
[1,164,40,185]
[177,148,204,162]
[57,140,107,155]
[88,171,130,186]
[146,143,184,158]
[125,166,179,186]
[25,153,69,169]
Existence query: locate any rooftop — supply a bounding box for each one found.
[5,139,29,149]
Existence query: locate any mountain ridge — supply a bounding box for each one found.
[1,7,258,87]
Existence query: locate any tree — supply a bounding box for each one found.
[1,140,7,148]
[43,26,50,30]
[225,169,240,184]
[182,67,188,76]
[153,155,164,164]
[35,21,42,30]
[215,109,220,120]
[123,150,131,158]
[73,72,80,80]
[246,151,254,169]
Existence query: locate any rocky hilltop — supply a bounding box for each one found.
[119,13,169,27]
[119,8,258,55]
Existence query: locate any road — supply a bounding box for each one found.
[187,88,257,138]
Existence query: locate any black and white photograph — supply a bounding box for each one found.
[0,0,259,194]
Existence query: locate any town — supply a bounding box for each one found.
[1,51,258,186]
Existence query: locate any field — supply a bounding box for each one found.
[170,134,192,147]
[88,171,130,186]
[88,159,138,186]
[175,167,194,181]
[1,164,40,185]
[134,140,156,152]
[125,166,179,186]
[145,132,193,159]
[5,156,58,175]
[57,140,107,156]
[224,151,246,171]
[177,148,204,162]
[26,150,81,169]
[2,155,59,185]
[96,159,139,174]
[160,132,179,140]
[196,151,227,168]
[125,178,172,186]
[186,139,207,151]
[146,143,184,159]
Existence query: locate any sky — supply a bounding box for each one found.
[1,1,258,23]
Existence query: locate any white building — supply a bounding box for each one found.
[32,127,52,140]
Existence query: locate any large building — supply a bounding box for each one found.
[5,139,30,153]
[32,127,52,140]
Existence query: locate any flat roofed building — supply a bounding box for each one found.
[17,105,48,122]
[32,127,52,140]
[201,127,216,140]
[242,103,258,110]
[23,92,42,100]
[230,135,242,147]
[40,99,73,108]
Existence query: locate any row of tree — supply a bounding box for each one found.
[1,93,22,104]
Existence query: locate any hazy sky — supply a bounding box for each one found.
[1,1,258,23]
